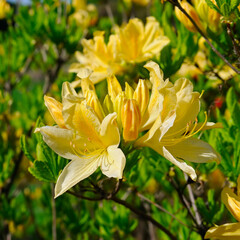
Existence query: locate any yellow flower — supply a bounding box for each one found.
[134,63,221,180]
[0,0,10,19]
[205,176,240,240]
[175,0,205,33]
[117,17,170,63]
[69,31,122,84]
[70,17,169,84]
[35,82,125,198]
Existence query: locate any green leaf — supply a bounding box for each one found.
[28,160,56,182]
[221,3,230,16]
[226,87,237,114]
[205,0,222,14]
[232,102,240,129]
[20,135,35,162]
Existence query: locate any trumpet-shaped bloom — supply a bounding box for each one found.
[36,82,125,198]
[117,17,169,63]
[205,176,240,240]
[133,63,221,180]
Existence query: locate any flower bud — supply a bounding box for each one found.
[44,96,65,128]
[113,92,125,129]
[125,82,134,99]
[121,99,141,141]
[133,79,149,116]
[107,75,122,100]
[226,194,240,222]
[103,94,114,115]
[175,1,204,33]
[85,90,105,121]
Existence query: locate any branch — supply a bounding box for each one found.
[111,195,178,240]
[67,190,104,201]
[169,0,240,75]
[136,192,190,228]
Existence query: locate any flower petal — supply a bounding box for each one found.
[101,146,126,179]
[166,137,221,163]
[135,112,176,146]
[166,78,200,137]
[162,146,197,180]
[35,126,80,161]
[99,113,120,147]
[222,187,240,222]
[55,156,100,198]
[204,223,240,240]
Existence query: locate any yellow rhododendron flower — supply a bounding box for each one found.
[133,63,221,181]
[117,17,170,63]
[175,0,205,33]
[205,176,240,240]
[70,17,169,84]
[35,82,126,198]
[69,31,122,84]
[77,61,221,180]
[0,0,10,19]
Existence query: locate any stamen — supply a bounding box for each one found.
[161,112,208,146]
[199,90,204,99]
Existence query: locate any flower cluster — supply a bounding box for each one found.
[37,61,220,197]
[69,17,170,84]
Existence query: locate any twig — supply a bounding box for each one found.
[170,178,198,227]
[111,195,178,240]
[67,190,104,201]
[183,174,201,226]
[137,192,190,228]
[169,0,240,75]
